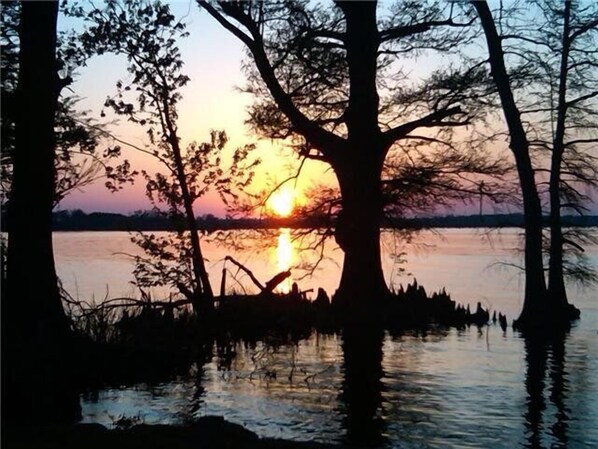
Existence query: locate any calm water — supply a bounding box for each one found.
[53,229,598,448]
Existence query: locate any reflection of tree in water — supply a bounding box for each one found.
[523,331,570,449]
[212,335,339,386]
[184,328,581,448]
[187,337,214,417]
[340,325,386,445]
[548,336,568,447]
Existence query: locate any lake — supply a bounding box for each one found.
[53,229,598,448]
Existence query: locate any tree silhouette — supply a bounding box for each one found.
[1,1,136,208]
[200,0,488,309]
[2,0,80,424]
[473,0,597,326]
[76,0,258,314]
[532,1,597,309]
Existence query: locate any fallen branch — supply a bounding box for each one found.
[224,255,291,294]
[263,270,292,293]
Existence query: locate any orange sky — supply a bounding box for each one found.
[59,3,335,216]
[57,2,597,217]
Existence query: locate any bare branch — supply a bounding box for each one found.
[379,18,474,43]
[198,1,346,158]
[382,106,464,147]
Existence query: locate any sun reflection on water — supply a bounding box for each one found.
[276,228,294,293]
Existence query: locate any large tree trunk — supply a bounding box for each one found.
[332,1,389,311]
[516,161,548,324]
[473,1,548,327]
[333,159,389,309]
[202,1,392,313]
[2,0,81,424]
[547,1,572,313]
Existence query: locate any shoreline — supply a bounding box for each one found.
[3,416,346,449]
[2,211,597,233]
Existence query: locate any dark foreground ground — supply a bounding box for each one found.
[3,283,504,449]
[3,416,350,449]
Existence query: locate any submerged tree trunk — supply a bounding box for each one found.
[3,0,81,424]
[473,1,548,327]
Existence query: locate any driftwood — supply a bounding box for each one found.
[224,255,291,295]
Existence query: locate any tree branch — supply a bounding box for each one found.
[224,255,290,294]
[198,1,254,47]
[379,18,474,43]
[566,90,598,108]
[569,17,598,42]
[382,106,464,146]
[199,1,346,158]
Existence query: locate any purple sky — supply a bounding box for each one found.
[55,2,598,218]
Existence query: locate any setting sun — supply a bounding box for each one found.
[268,187,295,217]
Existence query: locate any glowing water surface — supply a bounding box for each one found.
[276,228,293,293]
[53,229,598,448]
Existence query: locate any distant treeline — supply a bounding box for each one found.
[405,214,598,228]
[2,210,595,232]
[46,210,328,232]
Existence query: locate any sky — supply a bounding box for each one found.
[56,1,597,217]
[58,1,333,216]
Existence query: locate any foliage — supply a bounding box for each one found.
[63,292,122,343]
[480,0,598,288]
[201,0,488,162]
[382,143,512,219]
[199,1,509,297]
[530,0,598,287]
[74,0,258,306]
[0,1,135,207]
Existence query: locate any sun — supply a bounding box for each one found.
[268,187,295,217]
